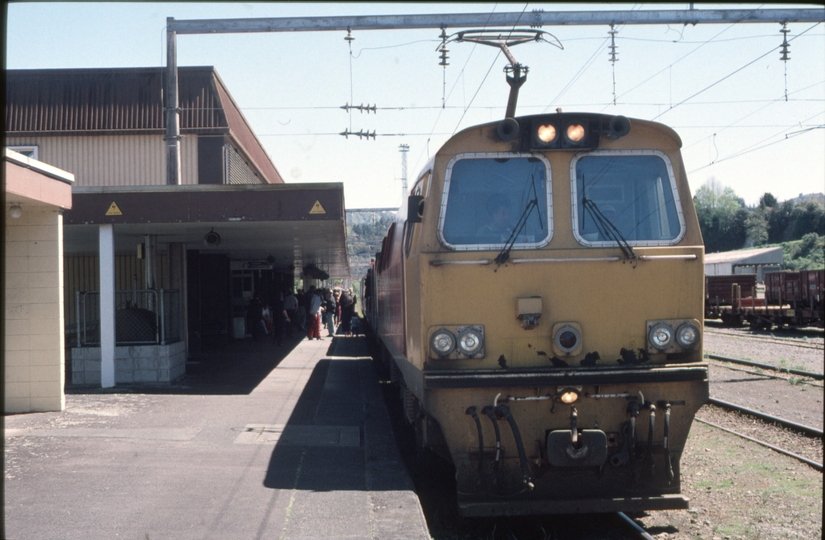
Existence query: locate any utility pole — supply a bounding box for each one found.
[163,8,824,185]
[399,144,409,199]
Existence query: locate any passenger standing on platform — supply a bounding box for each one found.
[307,287,324,340]
[334,289,342,328]
[324,289,337,337]
[261,304,273,335]
[272,292,289,346]
[296,289,307,331]
[283,289,299,337]
[248,294,264,339]
[339,288,356,337]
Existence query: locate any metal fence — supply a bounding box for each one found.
[74,289,181,346]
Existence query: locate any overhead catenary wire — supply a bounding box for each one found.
[688,112,825,173]
[446,3,536,136]
[236,95,824,111]
[601,15,746,113]
[682,79,825,153]
[651,21,823,121]
[408,3,499,177]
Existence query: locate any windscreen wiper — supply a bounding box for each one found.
[495,175,544,268]
[581,197,636,261]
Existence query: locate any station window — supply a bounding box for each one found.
[7,145,38,160]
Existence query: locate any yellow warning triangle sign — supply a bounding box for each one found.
[309,200,326,214]
[106,202,123,216]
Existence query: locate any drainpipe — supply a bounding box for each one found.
[165,18,181,185]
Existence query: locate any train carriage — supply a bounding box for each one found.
[365,111,709,516]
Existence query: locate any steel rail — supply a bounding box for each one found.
[707,397,823,438]
[708,360,825,388]
[695,418,823,472]
[704,328,825,350]
[705,354,824,381]
[616,512,656,540]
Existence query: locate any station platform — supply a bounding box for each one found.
[4,333,430,540]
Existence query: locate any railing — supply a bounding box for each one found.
[74,289,181,347]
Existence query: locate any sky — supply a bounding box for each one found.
[5,2,825,209]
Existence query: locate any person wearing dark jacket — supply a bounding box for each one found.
[339,289,356,337]
[323,290,337,337]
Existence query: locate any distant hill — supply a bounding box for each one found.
[788,193,825,206]
[345,209,397,280]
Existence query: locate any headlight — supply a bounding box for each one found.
[676,322,700,349]
[456,327,484,356]
[430,328,456,357]
[536,123,557,143]
[565,123,586,143]
[648,323,674,351]
[530,115,599,150]
[554,324,581,354]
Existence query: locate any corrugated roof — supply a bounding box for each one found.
[5,67,227,133]
[5,67,282,183]
[704,246,784,265]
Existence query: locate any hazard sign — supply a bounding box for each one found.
[106,202,123,216]
[309,200,326,215]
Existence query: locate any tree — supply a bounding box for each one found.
[758,192,777,209]
[767,200,794,243]
[790,201,825,238]
[745,208,769,246]
[693,178,747,252]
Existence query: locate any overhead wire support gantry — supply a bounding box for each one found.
[163,7,825,185]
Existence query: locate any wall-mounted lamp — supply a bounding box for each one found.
[203,228,221,247]
[9,204,23,219]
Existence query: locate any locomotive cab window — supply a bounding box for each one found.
[438,153,552,250]
[571,151,685,246]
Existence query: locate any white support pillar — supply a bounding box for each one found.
[99,224,116,388]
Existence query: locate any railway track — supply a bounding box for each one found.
[616,512,656,540]
[697,398,823,471]
[706,353,824,381]
[705,326,825,351]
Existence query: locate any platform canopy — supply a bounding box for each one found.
[63,183,350,279]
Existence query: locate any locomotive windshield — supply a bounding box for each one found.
[439,153,552,250]
[572,151,685,246]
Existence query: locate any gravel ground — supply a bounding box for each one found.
[708,363,823,430]
[704,325,823,431]
[635,326,824,540]
[637,417,822,540]
[703,326,824,374]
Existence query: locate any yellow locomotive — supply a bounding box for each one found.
[364,111,708,516]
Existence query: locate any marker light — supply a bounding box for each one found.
[565,123,586,143]
[430,328,456,357]
[648,323,674,351]
[676,322,700,349]
[536,124,557,143]
[456,327,484,356]
[559,388,580,404]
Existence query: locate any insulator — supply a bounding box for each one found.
[438,44,449,67]
[344,28,355,42]
[438,28,450,67]
[779,23,791,62]
[530,9,544,29]
[608,25,619,63]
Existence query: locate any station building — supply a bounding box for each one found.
[4,67,350,412]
